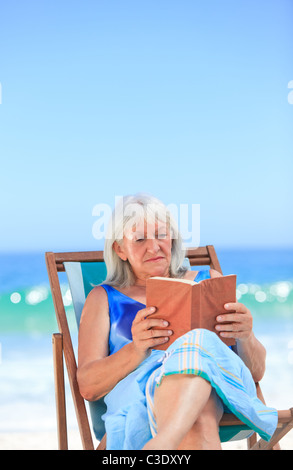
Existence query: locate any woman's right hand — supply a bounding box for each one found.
[131,307,173,359]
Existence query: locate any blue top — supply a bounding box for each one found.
[101,270,211,355]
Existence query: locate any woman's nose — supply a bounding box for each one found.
[146,238,160,253]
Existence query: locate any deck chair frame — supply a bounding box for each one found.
[45,246,293,450]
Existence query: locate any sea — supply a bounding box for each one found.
[0,248,293,438]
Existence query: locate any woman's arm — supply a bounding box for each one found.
[210,269,266,383]
[77,286,139,401]
[234,332,266,383]
[216,302,266,383]
[77,286,172,401]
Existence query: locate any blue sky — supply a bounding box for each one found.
[0,0,292,251]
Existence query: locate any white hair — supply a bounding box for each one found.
[103,193,187,287]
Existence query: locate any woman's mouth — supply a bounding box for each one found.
[145,256,164,262]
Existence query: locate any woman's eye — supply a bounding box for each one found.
[158,233,167,239]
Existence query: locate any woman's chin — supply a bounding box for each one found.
[147,267,169,278]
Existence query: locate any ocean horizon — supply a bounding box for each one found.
[0,247,293,436]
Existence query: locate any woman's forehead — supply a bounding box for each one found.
[124,218,169,238]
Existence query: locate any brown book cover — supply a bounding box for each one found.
[146,274,237,350]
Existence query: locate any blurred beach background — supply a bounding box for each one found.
[0,0,292,449]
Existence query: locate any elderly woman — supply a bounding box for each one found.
[77,193,277,450]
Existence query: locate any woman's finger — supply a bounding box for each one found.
[139,327,173,340]
[132,306,156,324]
[143,335,171,348]
[224,302,248,313]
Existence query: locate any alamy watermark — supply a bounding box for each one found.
[92,196,200,246]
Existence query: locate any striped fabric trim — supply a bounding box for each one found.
[145,368,158,436]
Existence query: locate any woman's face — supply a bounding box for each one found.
[114,218,172,284]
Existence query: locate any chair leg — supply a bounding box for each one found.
[247,432,257,449]
[249,423,293,450]
[96,433,107,450]
[52,333,68,450]
[249,409,293,450]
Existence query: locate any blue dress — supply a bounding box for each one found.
[100,270,278,450]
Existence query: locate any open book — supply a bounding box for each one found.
[146,274,237,350]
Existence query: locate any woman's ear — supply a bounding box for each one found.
[113,241,128,261]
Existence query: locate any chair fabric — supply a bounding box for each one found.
[64,261,107,440]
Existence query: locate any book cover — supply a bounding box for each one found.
[146,274,236,350]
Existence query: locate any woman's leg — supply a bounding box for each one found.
[143,374,222,450]
[177,389,223,450]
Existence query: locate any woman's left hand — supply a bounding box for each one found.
[215,302,253,342]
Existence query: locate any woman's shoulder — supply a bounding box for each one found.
[209,269,222,278]
[85,284,109,308]
[183,269,222,280]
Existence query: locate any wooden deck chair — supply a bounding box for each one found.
[45,246,293,450]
